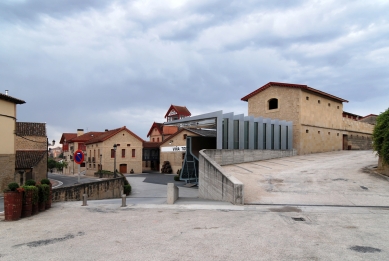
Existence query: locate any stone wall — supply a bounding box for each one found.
[205,149,297,166]
[347,133,373,150]
[15,136,47,150]
[342,118,374,134]
[52,177,124,202]
[0,154,15,193]
[198,149,297,204]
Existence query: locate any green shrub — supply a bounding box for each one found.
[37,184,50,203]
[373,108,389,165]
[22,185,38,203]
[41,178,51,185]
[174,175,180,181]
[25,179,36,186]
[8,182,19,191]
[124,184,131,195]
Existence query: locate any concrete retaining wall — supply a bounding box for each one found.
[378,157,389,176]
[52,177,124,202]
[199,149,297,205]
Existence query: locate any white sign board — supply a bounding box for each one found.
[161,146,186,152]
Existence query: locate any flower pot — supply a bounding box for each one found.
[4,191,23,221]
[45,183,53,209]
[21,190,33,218]
[38,201,46,212]
[32,203,39,215]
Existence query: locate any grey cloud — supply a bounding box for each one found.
[0,0,110,24]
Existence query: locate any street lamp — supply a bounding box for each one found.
[99,154,103,178]
[113,144,117,178]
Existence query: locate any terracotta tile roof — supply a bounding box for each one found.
[60,133,77,144]
[71,132,104,142]
[342,111,362,118]
[143,141,161,148]
[0,93,26,104]
[15,150,46,169]
[16,122,46,136]
[85,126,144,145]
[163,126,178,135]
[241,82,348,103]
[164,105,191,118]
[360,114,378,119]
[147,122,163,137]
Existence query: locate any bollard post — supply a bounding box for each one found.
[82,194,88,206]
[121,194,127,207]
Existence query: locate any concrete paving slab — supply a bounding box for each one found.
[223,151,389,206]
[1,201,388,260]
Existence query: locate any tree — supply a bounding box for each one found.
[373,108,389,165]
[48,158,57,170]
[56,161,68,172]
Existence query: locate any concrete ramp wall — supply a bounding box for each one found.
[199,149,297,205]
[53,177,124,202]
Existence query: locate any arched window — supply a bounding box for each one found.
[268,98,278,110]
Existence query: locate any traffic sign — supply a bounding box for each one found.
[74,150,85,164]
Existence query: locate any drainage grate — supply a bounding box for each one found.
[292,217,305,222]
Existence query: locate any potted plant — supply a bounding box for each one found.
[21,185,36,218]
[36,184,49,212]
[41,179,52,209]
[3,182,23,221]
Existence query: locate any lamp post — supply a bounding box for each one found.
[47,139,55,178]
[113,144,117,178]
[99,154,103,178]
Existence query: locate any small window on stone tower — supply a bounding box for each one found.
[268,98,278,110]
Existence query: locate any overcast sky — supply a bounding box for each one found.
[1,0,388,144]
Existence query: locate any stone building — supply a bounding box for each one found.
[85,126,144,175]
[15,122,48,185]
[241,82,374,154]
[0,91,25,191]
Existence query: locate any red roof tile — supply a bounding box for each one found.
[164,105,191,118]
[142,141,161,148]
[60,133,77,144]
[16,122,46,136]
[16,150,46,169]
[85,126,144,145]
[71,132,105,142]
[147,122,163,137]
[241,82,348,103]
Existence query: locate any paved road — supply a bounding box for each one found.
[48,173,101,188]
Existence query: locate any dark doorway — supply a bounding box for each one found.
[343,135,348,150]
[120,164,127,173]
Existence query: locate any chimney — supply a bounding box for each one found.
[77,129,84,137]
[5,90,8,95]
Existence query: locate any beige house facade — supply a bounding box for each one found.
[242,82,374,155]
[0,92,25,191]
[85,127,144,176]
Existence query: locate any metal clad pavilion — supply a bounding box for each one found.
[164,111,294,183]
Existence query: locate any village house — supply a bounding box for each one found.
[241,82,374,154]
